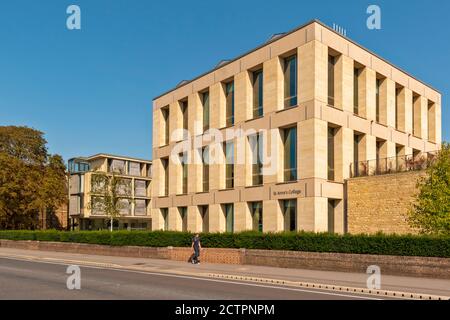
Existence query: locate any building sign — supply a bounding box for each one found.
[273,189,302,197]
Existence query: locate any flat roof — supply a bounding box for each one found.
[69,153,152,164]
[153,19,440,101]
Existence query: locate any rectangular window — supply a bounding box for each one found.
[428,100,436,142]
[249,133,263,186]
[353,134,361,177]
[376,79,381,123]
[225,204,234,233]
[328,55,336,106]
[225,81,234,126]
[376,140,385,174]
[283,127,297,182]
[161,208,168,231]
[395,87,400,130]
[181,100,188,139]
[328,127,336,181]
[354,68,360,115]
[225,141,234,189]
[162,106,170,145]
[284,55,298,108]
[180,153,188,194]
[118,199,131,216]
[147,164,152,178]
[202,147,209,192]
[128,161,141,176]
[134,199,147,216]
[109,159,126,174]
[199,205,209,233]
[162,158,169,196]
[179,207,188,232]
[250,202,263,232]
[202,91,210,132]
[412,94,418,136]
[282,199,297,231]
[328,200,336,233]
[252,69,263,118]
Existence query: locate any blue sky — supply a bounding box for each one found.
[0,0,448,162]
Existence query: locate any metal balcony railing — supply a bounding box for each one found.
[350,151,438,178]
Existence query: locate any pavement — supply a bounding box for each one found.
[0,247,449,300]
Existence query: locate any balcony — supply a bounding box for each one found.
[350,151,438,178]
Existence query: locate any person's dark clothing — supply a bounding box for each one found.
[192,236,201,264]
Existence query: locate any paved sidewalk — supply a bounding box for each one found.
[0,247,448,297]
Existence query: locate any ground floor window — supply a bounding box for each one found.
[199,205,209,233]
[179,207,188,232]
[224,204,234,233]
[161,208,169,231]
[282,199,297,231]
[250,201,263,232]
[328,199,337,233]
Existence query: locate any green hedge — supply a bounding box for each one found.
[0,230,449,258]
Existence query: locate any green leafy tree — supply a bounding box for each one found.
[408,143,450,235]
[88,171,132,232]
[0,126,67,230]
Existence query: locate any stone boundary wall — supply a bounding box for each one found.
[1,240,449,279]
[346,170,426,235]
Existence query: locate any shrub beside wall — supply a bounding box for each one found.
[0,230,449,258]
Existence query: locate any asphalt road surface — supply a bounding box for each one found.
[0,257,386,300]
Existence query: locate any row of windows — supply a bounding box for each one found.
[158,199,340,233]
[91,177,150,197]
[160,55,298,145]
[159,202,262,233]
[160,127,297,196]
[108,159,152,178]
[162,121,423,196]
[328,51,437,141]
[161,49,437,148]
[91,197,150,216]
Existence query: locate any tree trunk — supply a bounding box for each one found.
[40,206,47,230]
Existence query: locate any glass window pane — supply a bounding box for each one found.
[135,180,147,197]
[226,82,234,126]
[251,202,263,232]
[225,204,234,233]
[203,92,210,131]
[253,70,263,118]
[225,142,234,188]
[283,199,297,231]
[328,55,335,106]
[284,56,297,108]
[128,162,141,176]
[134,199,146,216]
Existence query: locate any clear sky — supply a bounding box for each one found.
[0,0,448,162]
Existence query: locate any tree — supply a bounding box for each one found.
[0,126,67,230]
[408,143,450,235]
[87,171,132,232]
[0,126,47,165]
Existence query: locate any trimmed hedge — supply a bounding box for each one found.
[0,230,449,258]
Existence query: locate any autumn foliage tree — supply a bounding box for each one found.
[408,143,450,235]
[0,126,67,230]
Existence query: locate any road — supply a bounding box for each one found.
[0,257,385,300]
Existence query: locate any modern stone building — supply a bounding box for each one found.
[151,20,441,234]
[68,154,152,231]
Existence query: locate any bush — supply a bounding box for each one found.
[0,230,449,258]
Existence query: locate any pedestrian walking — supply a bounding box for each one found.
[191,233,201,264]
